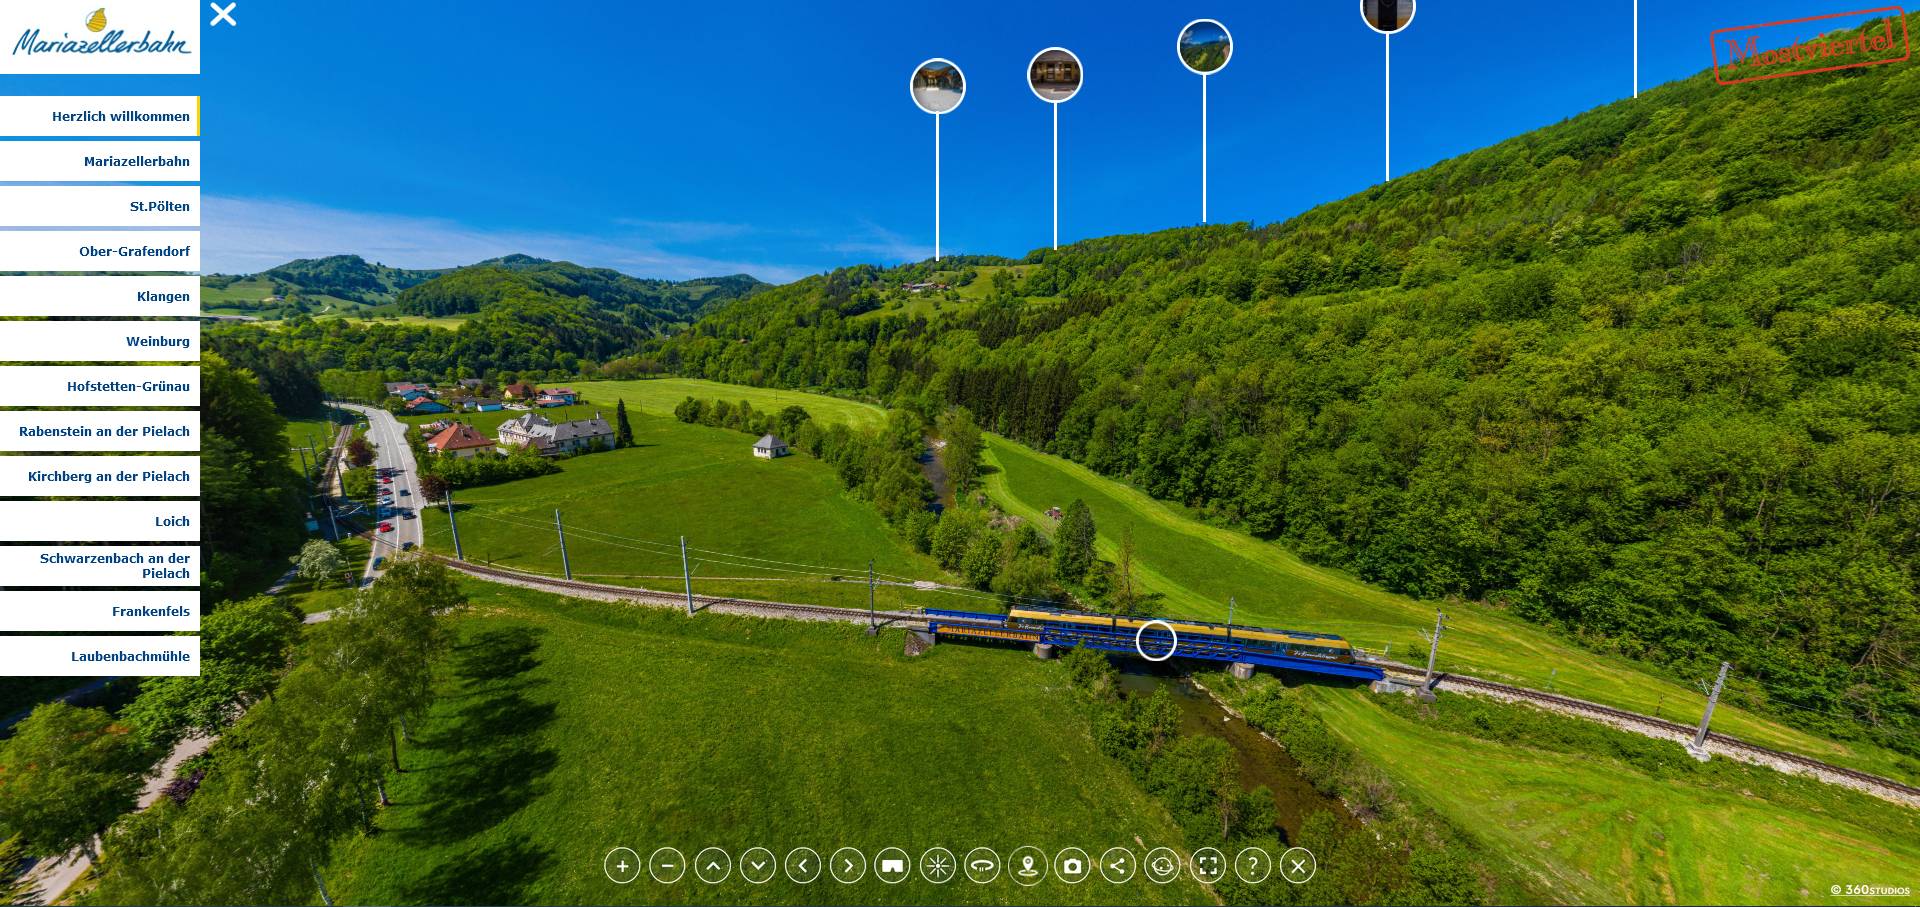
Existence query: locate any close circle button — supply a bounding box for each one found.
[1281,846,1318,884]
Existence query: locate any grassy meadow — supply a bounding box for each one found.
[414,408,957,613]
[325,580,1209,906]
[1211,674,1920,905]
[575,379,887,431]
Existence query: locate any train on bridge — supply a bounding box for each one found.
[922,606,1385,682]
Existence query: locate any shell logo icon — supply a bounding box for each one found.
[86,8,108,32]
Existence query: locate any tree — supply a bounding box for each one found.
[776,405,812,438]
[673,396,704,423]
[614,398,635,448]
[123,596,303,747]
[345,436,375,468]
[1054,498,1097,583]
[417,472,449,504]
[960,533,1002,590]
[1112,523,1143,615]
[938,407,984,494]
[294,539,345,585]
[0,703,148,858]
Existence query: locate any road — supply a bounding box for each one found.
[333,403,424,584]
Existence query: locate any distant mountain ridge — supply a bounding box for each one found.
[201,253,768,324]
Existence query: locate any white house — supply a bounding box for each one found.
[753,434,791,459]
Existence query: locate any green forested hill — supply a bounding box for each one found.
[665,19,1920,753]
[396,255,766,323]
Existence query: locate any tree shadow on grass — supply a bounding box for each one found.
[397,625,559,845]
[397,837,556,905]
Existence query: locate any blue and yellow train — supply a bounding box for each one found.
[922,606,1385,681]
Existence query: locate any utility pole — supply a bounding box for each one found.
[1688,662,1730,761]
[555,509,571,580]
[292,445,310,479]
[1424,609,1446,685]
[867,559,876,630]
[681,536,695,615]
[1226,596,1235,640]
[445,488,463,561]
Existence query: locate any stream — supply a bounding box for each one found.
[1116,664,1351,844]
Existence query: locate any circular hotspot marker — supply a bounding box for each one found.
[694,847,732,885]
[1360,0,1415,35]
[921,846,958,884]
[830,846,867,884]
[963,846,1001,884]
[783,846,822,884]
[910,58,966,115]
[1144,847,1182,884]
[1177,18,1233,75]
[739,847,777,885]
[1281,846,1319,884]
[1100,846,1136,883]
[1008,845,1049,886]
[1235,846,1274,884]
[648,846,686,884]
[604,847,641,885]
[1190,846,1227,884]
[1028,47,1084,103]
[1134,619,1179,662]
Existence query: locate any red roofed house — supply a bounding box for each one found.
[503,382,540,400]
[405,397,451,415]
[426,421,496,459]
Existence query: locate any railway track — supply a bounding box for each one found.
[434,555,1920,808]
[1379,664,1920,807]
[436,556,941,627]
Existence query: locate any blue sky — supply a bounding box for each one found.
[3,0,1874,281]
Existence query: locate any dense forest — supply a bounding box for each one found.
[200,353,309,596]
[660,23,1920,753]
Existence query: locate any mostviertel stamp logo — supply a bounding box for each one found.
[1711,7,1910,85]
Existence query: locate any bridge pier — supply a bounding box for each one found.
[1230,662,1256,680]
[1032,643,1055,660]
[904,630,935,657]
[1371,677,1438,702]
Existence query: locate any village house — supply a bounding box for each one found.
[426,422,496,459]
[495,411,616,457]
[457,378,486,391]
[753,434,791,459]
[404,397,451,415]
[385,381,432,397]
[503,381,541,400]
[464,398,504,412]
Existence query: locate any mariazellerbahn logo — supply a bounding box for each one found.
[12,6,191,58]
